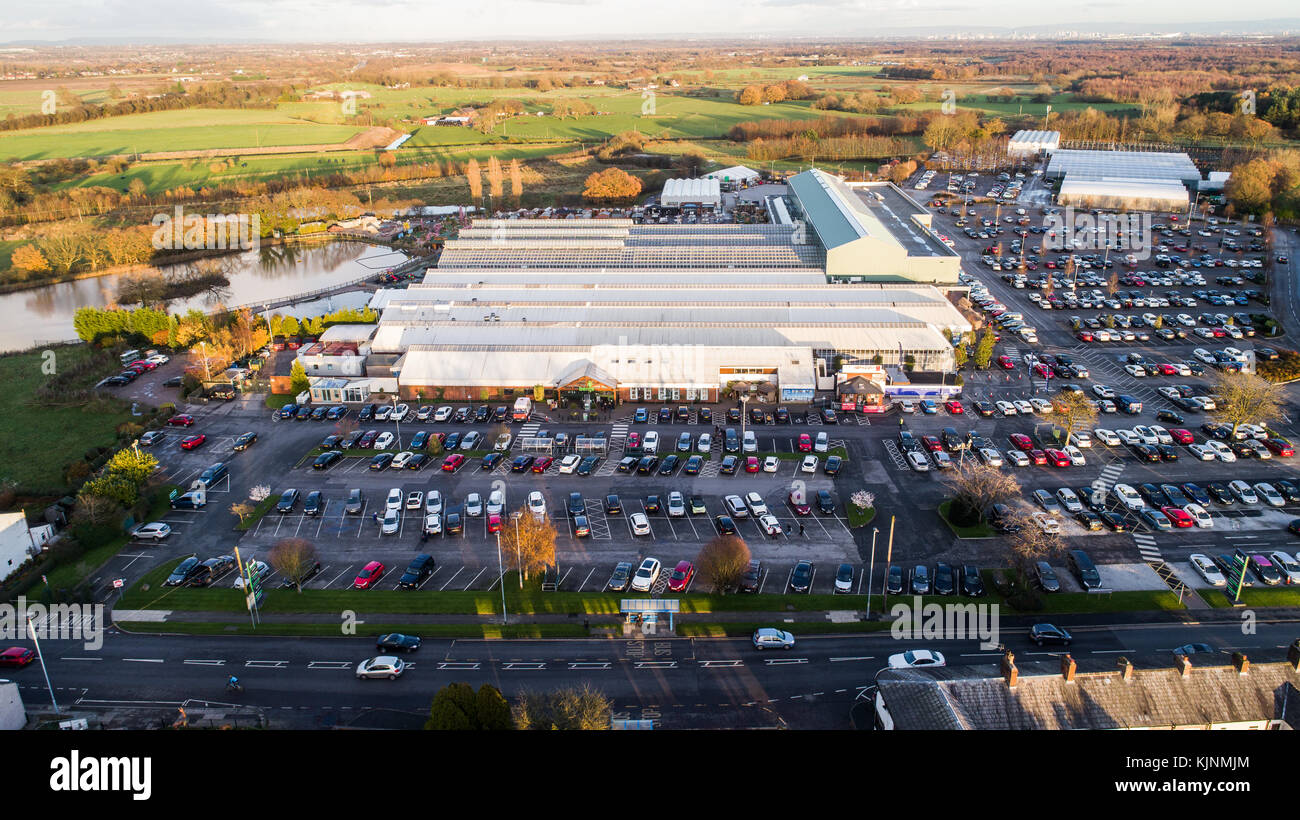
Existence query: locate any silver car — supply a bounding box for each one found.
[355,656,406,680]
[751,628,795,650]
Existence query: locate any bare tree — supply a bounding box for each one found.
[513,683,612,730]
[1052,389,1097,447]
[1212,369,1285,438]
[694,535,751,594]
[942,461,1021,527]
[229,501,255,524]
[500,507,556,582]
[269,537,320,593]
[1002,508,1065,575]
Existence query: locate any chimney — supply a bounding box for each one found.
[1287,640,1300,672]
[1001,650,1018,688]
[1060,653,1076,683]
[1233,652,1250,676]
[1176,654,1192,677]
[1118,657,1134,681]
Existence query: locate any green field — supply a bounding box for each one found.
[0,108,366,161]
[0,346,132,490]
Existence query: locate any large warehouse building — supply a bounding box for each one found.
[1046,148,1200,211]
[364,169,970,404]
[1006,130,1060,157]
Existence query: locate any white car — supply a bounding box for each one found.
[405,490,424,510]
[425,490,443,515]
[385,488,403,512]
[146,353,171,365]
[979,448,1003,467]
[1205,440,1236,462]
[1147,426,1172,445]
[1092,384,1115,399]
[434,406,453,422]
[1029,398,1052,414]
[759,514,782,536]
[1157,386,1182,400]
[1113,483,1145,510]
[527,490,546,519]
[1123,364,1146,377]
[1014,400,1035,415]
[1187,443,1216,461]
[1229,480,1258,504]
[696,433,712,452]
[630,514,652,538]
[667,491,686,517]
[486,490,504,516]
[1006,449,1030,467]
[423,513,442,535]
[1063,445,1086,466]
[899,400,916,414]
[1069,430,1092,448]
[1267,551,1300,585]
[1132,426,1158,445]
[1191,396,1216,411]
[800,455,818,473]
[763,456,779,473]
[1031,512,1061,534]
[1056,488,1083,513]
[390,404,410,422]
[356,656,405,680]
[814,432,829,453]
[741,431,756,453]
[558,454,581,474]
[1193,348,1216,364]
[996,401,1017,416]
[1189,554,1226,587]
[932,451,953,469]
[1238,424,1269,440]
[1093,428,1121,446]
[888,649,947,669]
[1253,482,1285,507]
[745,492,769,517]
[494,433,512,451]
[373,432,395,450]
[465,492,483,517]
[381,511,400,535]
[1116,429,1140,446]
[1184,503,1214,528]
[643,431,660,453]
[906,450,930,472]
[459,431,481,450]
[129,522,172,541]
[390,450,414,469]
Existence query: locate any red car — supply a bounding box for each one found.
[944,401,964,415]
[1170,428,1194,445]
[996,356,1015,370]
[1028,449,1048,465]
[180,434,206,450]
[922,435,943,452]
[627,432,640,449]
[1264,438,1295,457]
[788,491,810,515]
[532,456,554,473]
[441,454,465,472]
[1158,363,1179,375]
[354,560,386,589]
[1008,434,1033,451]
[1077,331,1095,342]
[797,434,812,452]
[128,360,157,371]
[487,513,502,534]
[745,456,760,473]
[667,560,695,592]
[1161,506,1194,528]
[1033,364,1051,378]
[358,430,378,448]
[1044,449,1070,468]
[0,646,35,667]
[167,414,195,427]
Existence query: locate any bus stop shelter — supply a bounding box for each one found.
[621,599,680,635]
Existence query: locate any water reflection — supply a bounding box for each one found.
[0,240,408,351]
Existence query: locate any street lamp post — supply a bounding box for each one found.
[866,527,879,619]
[740,393,750,443]
[495,531,508,624]
[26,614,59,715]
[199,341,210,382]
[391,396,402,450]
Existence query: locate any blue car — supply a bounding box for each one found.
[634,407,648,423]
[919,400,938,415]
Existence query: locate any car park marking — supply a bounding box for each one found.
[462,567,487,590]
[438,567,465,590]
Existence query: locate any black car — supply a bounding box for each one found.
[1156,410,1184,424]
[191,555,238,588]
[341,430,364,449]
[1182,483,1211,506]
[295,405,313,420]
[511,455,535,472]
[910,565,930,595]
[358,404,375,421]
[453,407,471,423]
[824,455,842,476]
[821,408,837,424]
[397,555,436,589]
[311,406,329,421]
[304,490,324,516]
[1074,510,1103,531]
[815,490,834,514]
[312,450,342,470]
[973,401,995,417]
[658,407,672,423]
[320,434,342,450]
[886,565,904,595]
[1206,482,1234,504]
[275,488,299,512]
[1098,510,1127,532]
[165,557,201,586]
[932,562,955,595]
[720,455,739,474]
[604,494,622,514]
[369,453,393,470]
[445,511,463,535]
[408,454,430,471]
[376,633,422,652]
[789,560,814,593]
[1274,479,1300,504]
[960,565,985,597]
[1130,443,1160,462]
[606,562,633,592]
[644,495,661,514]
[233,432,257,451]
[616,456,639,473]
[715,515,736,535]
[657,455,679,475]
[1068,549,1102,589]
[739,560,763,593]
[698,407,712,424]
[493,406,508,422]
[1137,483,1164,505]
[727,407,742,423]
[278,560,321,589]
[475,405,490,423]
[636,456,659,475]
[481,452,503,470]
[1035,560,1061,592]
[567,492,585,516]
[775,407,789,424]
[989,503,1020,533]
[1028,623,1073,647]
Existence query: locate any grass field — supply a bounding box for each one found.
[0,108,367,161]
[0,346,132,490]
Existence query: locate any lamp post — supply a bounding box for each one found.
[740,393,750,443]
[866,526,879,619]
[199,341,210,382]
[26,614,59,715]
[512,511,523,589]
[495,531,508,624]
[391,396,402,450]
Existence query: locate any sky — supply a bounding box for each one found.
[1,0,1296,41]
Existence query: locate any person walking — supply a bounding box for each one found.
[798,523,805,536]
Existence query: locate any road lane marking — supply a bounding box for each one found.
[437,662,480,670]
[245,660,289,668]
[699,659,743,668]
[123,658,164,663]
[635,661,677,669]
[502,662,547,670]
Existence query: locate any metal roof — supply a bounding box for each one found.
[1046,149,1200,183]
